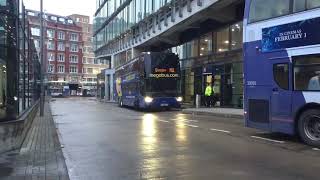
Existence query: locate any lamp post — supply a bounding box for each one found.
[40,0,44,116]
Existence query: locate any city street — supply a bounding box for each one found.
[51,98,320,180]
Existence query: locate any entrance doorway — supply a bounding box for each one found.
[203,73,222,107]
[203,64,235,107]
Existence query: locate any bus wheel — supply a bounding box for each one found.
[119,99,123,107]
[298,109,320,148]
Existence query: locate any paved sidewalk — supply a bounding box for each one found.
[0,103,69,180]
[182,107,244,119]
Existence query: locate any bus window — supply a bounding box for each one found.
[308,0,320,9]
[294,55,320,91]
[249,0,290,23]
[293,0,307,12]
[294,0,320,12]
[273,63,289,90]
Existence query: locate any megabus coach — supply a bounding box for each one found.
[115,52,182,110]
[244,0,320,147]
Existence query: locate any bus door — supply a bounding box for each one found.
[271,59,292,125]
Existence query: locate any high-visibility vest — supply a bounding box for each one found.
[205,86,212,96]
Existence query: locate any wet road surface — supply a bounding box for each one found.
[51,97,320,180]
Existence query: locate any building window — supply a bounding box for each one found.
[31,27,40,36]
[57,65,65,73]
[231,22,243,50]
[186,40,199,58]
[294,54,320,91]
[199,33,213,56]
[70,33,79,41]
[58,31,65,40]
[57,54,65,62]
[34,40,40,48]
[47,53,55,61]
[48,64,54,73]
[82,68,86,74]
[47,29,55,39]
[70,44,78,52]
[70,55,78,63]
[67,19,73,24]
[47,41,54,50]
[58,42,65,51]
[70,66,78,73]
[94,58,99,64]
[87,68,93,74]
[216,27,230,52]
[83,57,87,64]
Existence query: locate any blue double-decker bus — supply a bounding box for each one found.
[244,0,320,147]
[115,52,182,110]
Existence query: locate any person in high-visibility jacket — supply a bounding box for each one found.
[205,83,214,107]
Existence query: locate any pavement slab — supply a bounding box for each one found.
[0,102,69,180]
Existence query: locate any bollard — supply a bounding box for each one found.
[196,94,201,108]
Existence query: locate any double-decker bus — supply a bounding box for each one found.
[115,52,182,110]
[244,0,320,147]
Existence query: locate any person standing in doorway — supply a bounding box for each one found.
[205,83,213,107]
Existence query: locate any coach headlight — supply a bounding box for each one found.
[176,97,183,102]
[144,96,153,103]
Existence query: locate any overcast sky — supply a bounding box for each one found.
[23,0,96,22]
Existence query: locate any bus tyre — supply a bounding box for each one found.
[119,99,123,107]
[298,109,320,148]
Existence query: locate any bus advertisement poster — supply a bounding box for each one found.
[262,17,320,52]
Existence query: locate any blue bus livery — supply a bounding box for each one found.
[115,52,182,110]
[244,0,320,147]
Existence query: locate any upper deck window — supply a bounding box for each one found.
[308,0,320,9]
[249,0,290,23]
[249,0,320,23]
[294,0,320,12]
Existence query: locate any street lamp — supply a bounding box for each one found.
[40,0,44,116]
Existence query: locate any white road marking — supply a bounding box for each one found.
[158,120,170,123]
[251,136,285,144]
[171,119,198,122]
[186,124,199,128]
[312,148,320,151]
[210,128,231,134]
[186,120,199,122]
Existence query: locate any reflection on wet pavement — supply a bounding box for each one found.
[51,98,320,180]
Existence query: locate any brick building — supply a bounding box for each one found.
[68,14,108,96]
[27,10,84,96]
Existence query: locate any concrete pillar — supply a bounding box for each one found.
[110,74,114,101]
[104,74,109,101]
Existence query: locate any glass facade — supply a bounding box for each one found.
[94,0,173,50]
[0,1,40,120]
[174,22,244,108]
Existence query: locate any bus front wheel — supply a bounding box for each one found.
[298,109,320,148]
